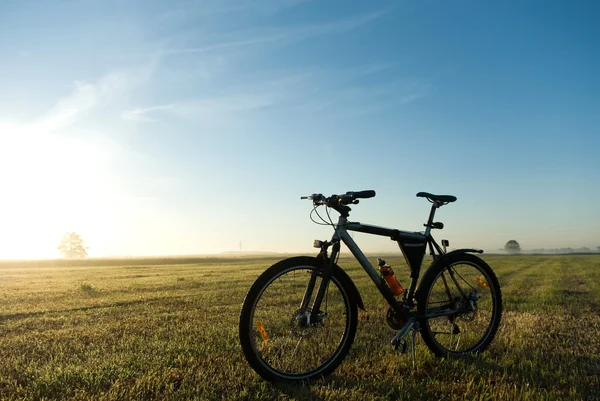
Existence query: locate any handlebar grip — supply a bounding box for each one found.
[349,190,376,199]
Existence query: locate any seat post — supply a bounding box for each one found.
[424,203,438,237]
[426,203,438,225]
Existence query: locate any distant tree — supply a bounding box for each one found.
[58,232,88,258]
[597,245,600,251]
[504,240,521,254]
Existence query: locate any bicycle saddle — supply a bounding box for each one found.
[416,192,457,203]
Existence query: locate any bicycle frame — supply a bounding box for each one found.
[240,192,501,382]
[307,203,456,323]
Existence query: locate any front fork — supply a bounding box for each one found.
[300,240,340,325]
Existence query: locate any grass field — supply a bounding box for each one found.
[1,254,599,400]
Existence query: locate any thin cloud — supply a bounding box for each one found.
[398,80,432,104]
[164,35,286,55]
[286,76,433,117]
[122,65,430,123]
[122,104,175,122]
[166,10,386,56]
[156,0,316,23]
[33,54,160,131]
[35,74,126,132]
[122,94,275,122]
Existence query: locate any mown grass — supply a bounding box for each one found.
[0,254,599,400]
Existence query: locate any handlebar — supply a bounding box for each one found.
[301,190,376,204]
[301,190,376,217]
[347,190,376,199]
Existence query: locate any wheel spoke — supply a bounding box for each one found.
[242,262,355,379]
[421,257,501,356]
[284,335,305,372]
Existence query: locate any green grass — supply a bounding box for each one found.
[0,254,599,400]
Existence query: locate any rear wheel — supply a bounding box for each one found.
[417,253,502,357]
[239,257,357,382]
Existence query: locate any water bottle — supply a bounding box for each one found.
[378,258,404,295]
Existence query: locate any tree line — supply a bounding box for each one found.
[54,234,600,259]
[503,240,600,254]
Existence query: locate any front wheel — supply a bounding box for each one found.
[417,253,502,357]
[239,257,358,382]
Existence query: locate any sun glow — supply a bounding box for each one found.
[0,122,117,259]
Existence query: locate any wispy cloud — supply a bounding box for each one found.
[121,104,175,122]
[122,7,423,125]
[122,94,275,122]
[323,78,433,117]
[33,53,160,131]
[35,74,127,132]
[122,65,431,123]
[156,0,316,23]
[398,79,432,104]
[165,10,386,56]
[163,36,285,56]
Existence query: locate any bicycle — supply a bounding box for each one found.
[239,190,502,382]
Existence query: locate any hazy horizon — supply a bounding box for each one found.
[1,0,598,259]
[1,245,598,262]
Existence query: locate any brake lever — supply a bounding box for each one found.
[337,194,354,205]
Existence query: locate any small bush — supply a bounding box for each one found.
[80,283,96,295]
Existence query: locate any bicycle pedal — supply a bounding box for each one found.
[390,317,416,347]
[393,340,409,354]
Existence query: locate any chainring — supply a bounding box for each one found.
[386,307,407,330]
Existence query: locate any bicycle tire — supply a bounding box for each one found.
[239,256,358,382]
[417,253,502,357]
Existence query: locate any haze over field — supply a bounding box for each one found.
[0,0,598,259]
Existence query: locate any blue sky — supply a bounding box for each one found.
[0,0,598,258]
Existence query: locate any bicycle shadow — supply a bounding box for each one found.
[426,350,599,399]
[270,382,325,401]
[268,347,599,400]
